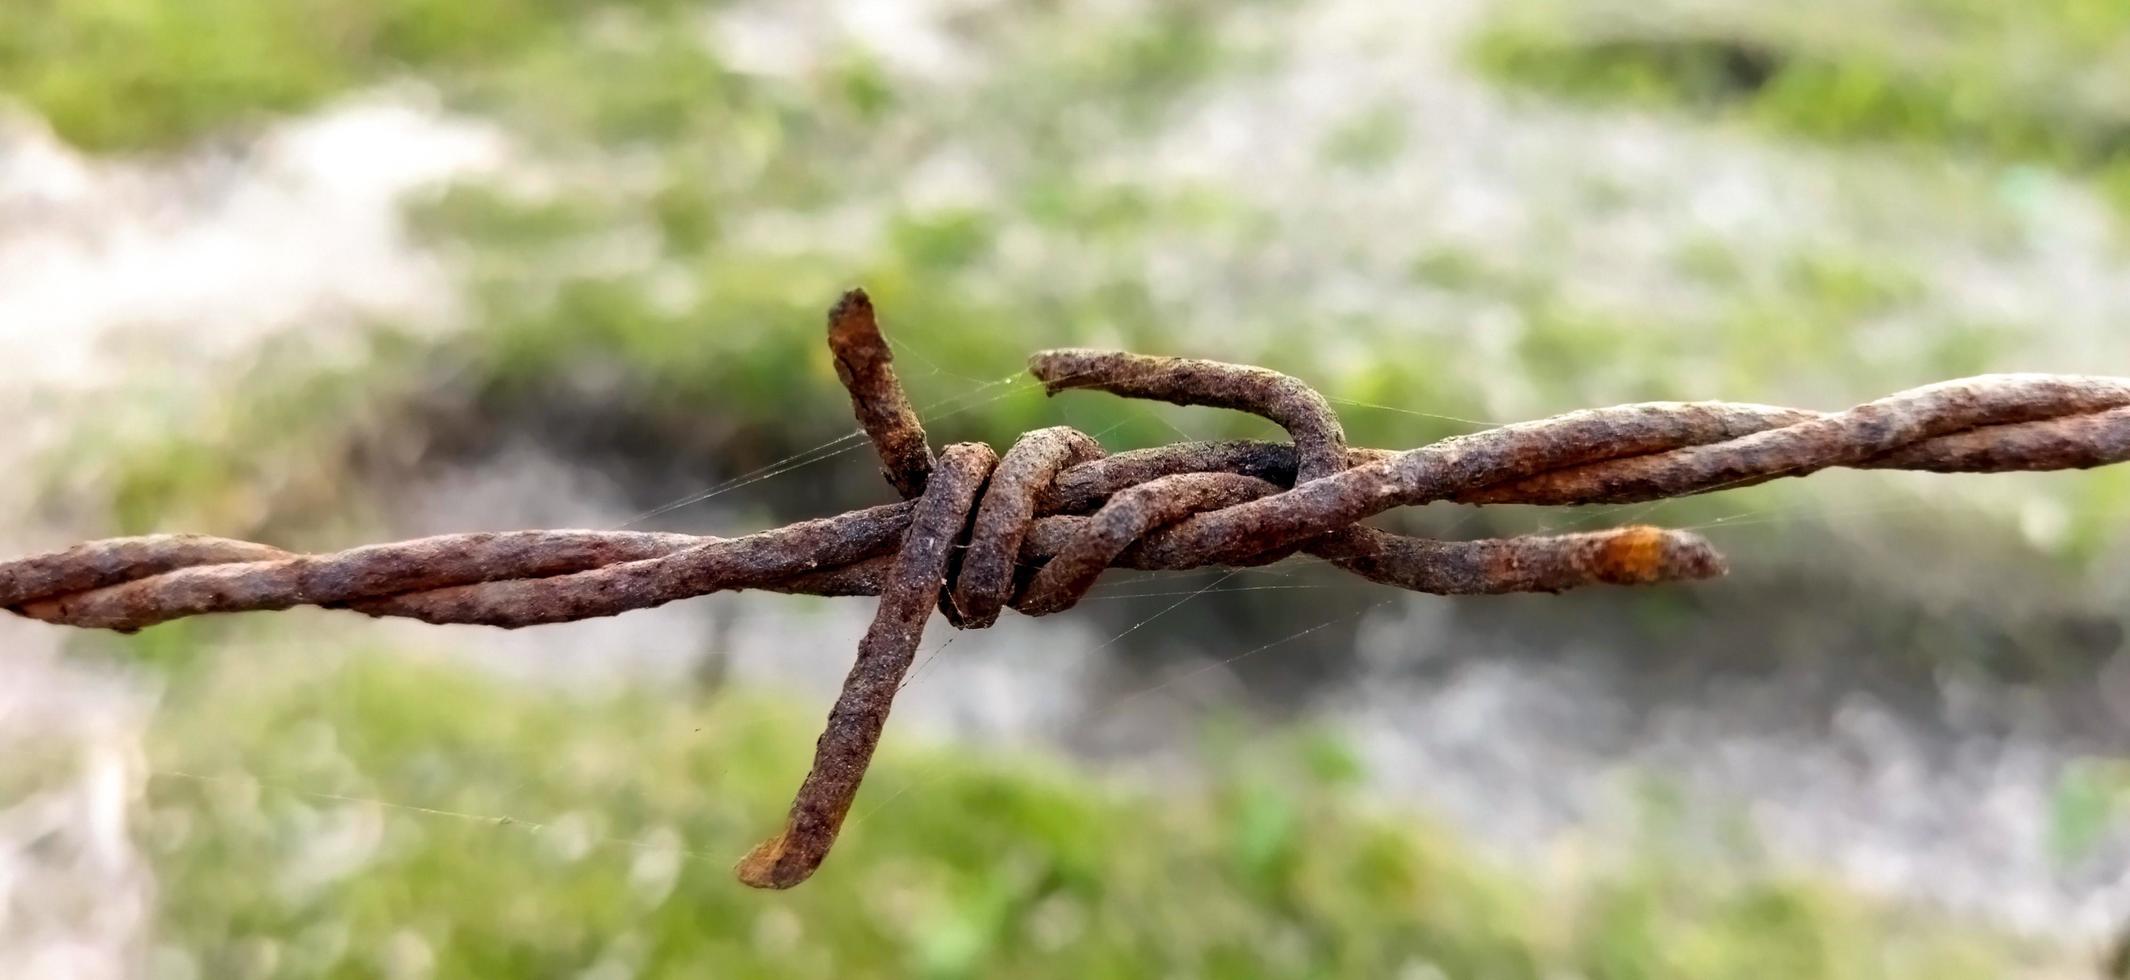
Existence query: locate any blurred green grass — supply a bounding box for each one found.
[9,1,2130,970]
[0,0,694,151]
[1470,0,2130,212]
[126,639,2033,979]
[36,0,2130,566]
[28,0,1341,533]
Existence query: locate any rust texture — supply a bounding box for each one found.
[1306,525,1726,594]
[1037,440,1302,513]
[6,290,2129,888]
[0,534,291,608]
[735,442,995,889]
[1016,516,1720,588]
[1110,376,2130,569]
[828,288,934,499]
[1021,342,1743,602]
[1032,349,1350,482]
[1018,472,1283,617]
[949,426,1103,628]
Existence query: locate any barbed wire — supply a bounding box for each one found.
[6,289,2128,887]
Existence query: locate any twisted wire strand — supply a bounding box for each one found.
[5,383,2126,632]
[5,287,2128,889]
[1098,374,2130,569]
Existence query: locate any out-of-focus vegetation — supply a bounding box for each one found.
[1471,0,2130,212]
[129,637,2036,979]
[37,0,1328,533]
[35,0,2130,569]
[10,0,2130,972]
[0,0,693,151]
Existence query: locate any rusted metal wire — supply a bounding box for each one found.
[1084,375,2130,569]
[1033,349,1351,483]
[950,426,1103,628]
[736,442,995,888]
[827,288,933,499]
[6,291,2128,889]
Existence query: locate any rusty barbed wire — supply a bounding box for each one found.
[5,289,2129,888]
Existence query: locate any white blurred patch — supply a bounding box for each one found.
[0,652,153,980]
[0,91,504,393]
[0,89,506,977]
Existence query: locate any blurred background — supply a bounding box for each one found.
[3,0,2129,976]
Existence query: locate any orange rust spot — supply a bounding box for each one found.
[16,597,64,622]
[735,831,804,889]
[1593,525,1670,584]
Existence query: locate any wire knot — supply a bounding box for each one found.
[5,287,2128,889]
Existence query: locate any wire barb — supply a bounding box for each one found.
[5,290,2128,887]
[827,288,934,500]
[735,442,995,889]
